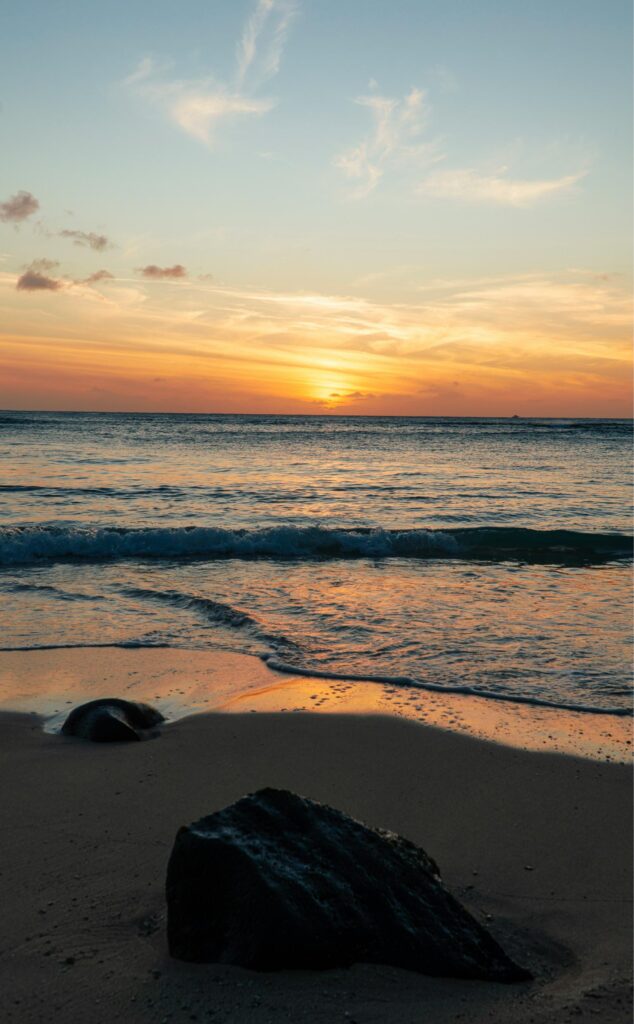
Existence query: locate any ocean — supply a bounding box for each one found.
[0,411,632,716]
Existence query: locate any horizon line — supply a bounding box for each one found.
[1,408,632,421]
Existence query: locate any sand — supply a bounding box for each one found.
[0,651,632,1023]
[1,646,630,762]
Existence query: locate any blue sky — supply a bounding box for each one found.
[0,0,631,413]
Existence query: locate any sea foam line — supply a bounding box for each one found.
[262,657,634,717]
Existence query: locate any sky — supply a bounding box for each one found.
[0,0,631,416]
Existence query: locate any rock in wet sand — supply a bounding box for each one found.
[61,698,164,742]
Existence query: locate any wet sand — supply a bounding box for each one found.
[0,649,632,1023]
[0,646,631,761]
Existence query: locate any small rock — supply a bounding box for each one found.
[61,698,164,743]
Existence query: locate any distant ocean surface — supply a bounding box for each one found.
[0,411,632,715]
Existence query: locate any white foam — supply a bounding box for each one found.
[0,524,459,566]
[0,523,630,567]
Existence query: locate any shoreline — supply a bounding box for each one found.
[1,703,631,1023]
[0,645,631,762]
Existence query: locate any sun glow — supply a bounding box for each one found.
[0,268,631,416]
[303,365,367,408]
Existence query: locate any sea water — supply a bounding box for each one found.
[0,412,631,714]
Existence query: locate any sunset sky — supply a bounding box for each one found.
[0,0,631,415]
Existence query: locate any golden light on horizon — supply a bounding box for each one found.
[308,378,358,407]
[298,353,369,407]
[0,267,631,416]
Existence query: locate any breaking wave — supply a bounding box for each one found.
[0,524,630,567]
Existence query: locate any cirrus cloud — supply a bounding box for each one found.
[334,86,441,199]
[335,84,587,206]
[168,92,274,145]
[83,269,115,285]
[418,167,587,206]
[236,0,296,87]
[124,0,297,146]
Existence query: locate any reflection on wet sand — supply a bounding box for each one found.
[0,645,629,763]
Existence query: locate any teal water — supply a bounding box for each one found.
[0,412,631,713]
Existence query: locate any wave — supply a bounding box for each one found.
[123,586,259,630]
[122,586,302,657]
[0,641,174,652]
[0,524,630,567]
[263,657,633,717]
[4,581,105,602]
[0,415,50,426]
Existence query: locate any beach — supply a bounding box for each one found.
[0,649,632,1024]
[2,0,632,1014]
[0,412,631,1021]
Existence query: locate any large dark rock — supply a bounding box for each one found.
[61,698,164,742]
[166,788,530,981]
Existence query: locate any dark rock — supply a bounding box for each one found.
[61,698,164,742]
[166,788,530,981]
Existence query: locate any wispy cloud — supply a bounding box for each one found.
[123,56,169,88]
[336,86,587,205]
[418,167,586,206]
[125,0,297,145]
[60,229,113,251]
[83,269,115,285]
[236,0,296,87]
[2,268,629,414]
[168,92,273,145]
[334,86,441,198]
[137,264,187,279]
[0,191,40,224]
